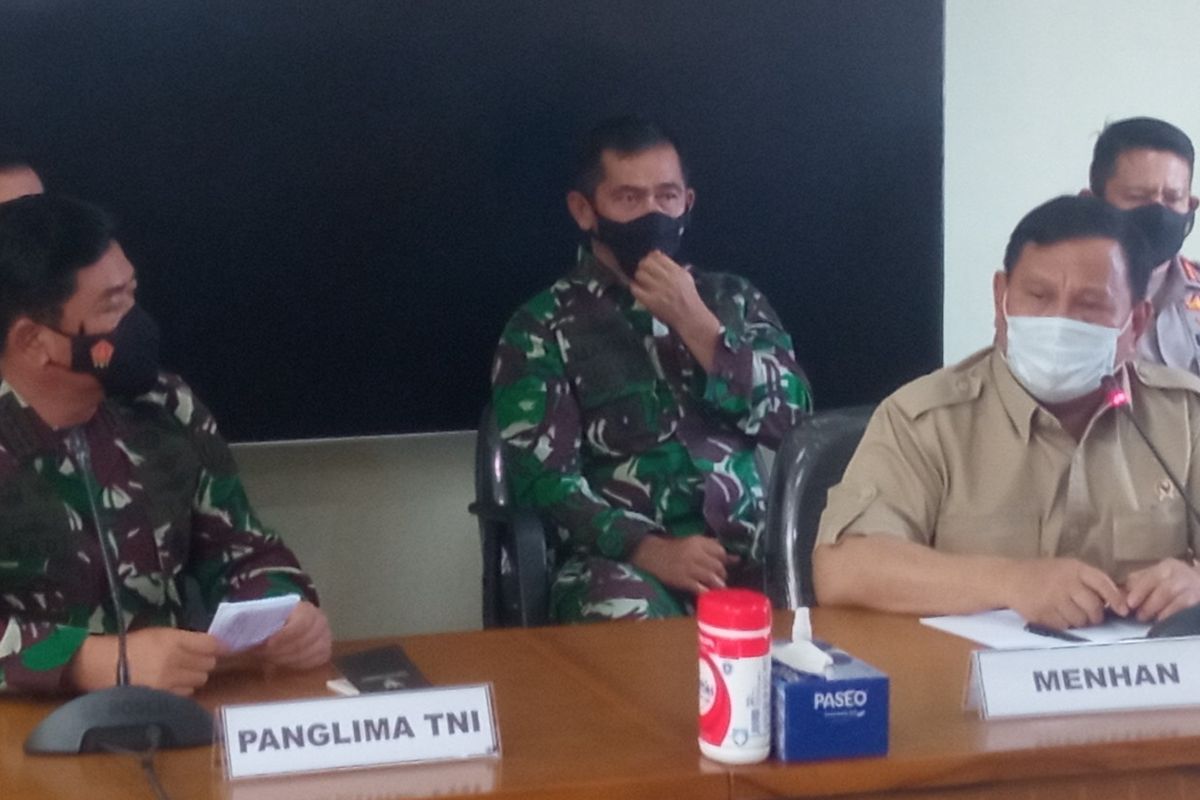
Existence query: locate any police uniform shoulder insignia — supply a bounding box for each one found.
[1181,256,1200,283]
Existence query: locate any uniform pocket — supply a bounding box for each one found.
[1113,497,1187,564]
[582,389,664,456]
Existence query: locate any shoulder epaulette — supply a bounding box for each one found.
[890,349,989,420]
[1132,360,1200,395]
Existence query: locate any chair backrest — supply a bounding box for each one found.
[763,405,874,609]
[470,403,550,628]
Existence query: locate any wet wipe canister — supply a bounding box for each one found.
[697,588,771,764]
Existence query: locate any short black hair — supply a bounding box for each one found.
[0,194,115,353]
[1003,195,1156,302]
[572,115,688,198]
[1089,117,1194,197]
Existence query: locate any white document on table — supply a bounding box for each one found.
[208,594,301,652]
[920,608,1150,649]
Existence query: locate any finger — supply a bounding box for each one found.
[177,632,224,657]
[289,631,333,670]
[1122,567,1158,611]
[691,566,725,590]
[1155,593,1200,622]
[1048,608,1074,631]
[1070,587,1106,626]
[643,250,682,271]
[689,563,724,589]
[163,667,212,694]
[167,649,218,677]
[628,282,654,306]
[693,549,726,575]
[265,613,328,658]
[722,552,741,566]
[266,606,319,648]
[265,618,311,650]
[1078,569,1128,617]
[265,623,329,664]
[1134,582,1174,623]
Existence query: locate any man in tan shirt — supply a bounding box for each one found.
[814,195,1200,630]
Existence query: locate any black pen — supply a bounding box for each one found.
[1024,622,1088,642]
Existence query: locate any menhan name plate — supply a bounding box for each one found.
[967,636,1200,719]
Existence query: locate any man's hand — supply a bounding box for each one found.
[1004,558,1128,629]
[1124,558,1200,622]
[258,601,332,670]
[69,628,222,696]
[630,251,721,371]
[630,534,739,595]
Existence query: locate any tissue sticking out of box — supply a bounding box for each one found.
[772,608,833,677]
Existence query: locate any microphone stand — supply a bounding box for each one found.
[1102,376,1200,530]
[25,428,212,754]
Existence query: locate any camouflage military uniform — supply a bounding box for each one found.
[1140,254,1200,373]
[491,249,810,622]
[0,373,317,693]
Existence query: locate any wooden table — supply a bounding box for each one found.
[3,609,1200,799]
[736,609,1200,799]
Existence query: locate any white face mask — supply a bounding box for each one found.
[1002,293,1129,404]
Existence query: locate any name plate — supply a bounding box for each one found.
[219,683,500,780]
[967,637,1200,719]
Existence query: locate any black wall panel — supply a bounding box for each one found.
[0,0,943,440]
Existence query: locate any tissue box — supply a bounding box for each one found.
[772,639,889,762]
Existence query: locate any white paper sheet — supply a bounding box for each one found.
[208,594,301,652]
[920,609,1150,649]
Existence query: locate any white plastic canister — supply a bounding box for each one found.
[697,588,772,764]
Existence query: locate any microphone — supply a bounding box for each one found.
[1102,375,1200,530]
[24,427,212,755]
[66,428,130,686]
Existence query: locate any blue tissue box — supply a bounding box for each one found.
[771,639,889,762]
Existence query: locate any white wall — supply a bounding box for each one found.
[231,432,480,638]
[944,0,1200,363]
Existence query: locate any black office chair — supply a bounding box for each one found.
[763,405,874,610]
[468,403,552,628]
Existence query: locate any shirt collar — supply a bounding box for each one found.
[0,378,65,462]
[990,347,1039,442]
[989,347,1132,442]
[568,245,623,291]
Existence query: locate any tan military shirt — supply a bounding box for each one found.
[817,347,1200,581]
[1139,255,1200,374]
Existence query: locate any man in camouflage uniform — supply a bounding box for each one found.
[0,195,331,695]
[491,116,810,623]
[1088,117,1200,372]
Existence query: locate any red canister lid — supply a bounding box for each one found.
[697,589,771,630]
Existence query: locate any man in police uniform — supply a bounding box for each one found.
[1088,117,1200,372]
[813,196,1200,631]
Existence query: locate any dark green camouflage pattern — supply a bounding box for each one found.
[0,373,317,693]
[492,249,810,621]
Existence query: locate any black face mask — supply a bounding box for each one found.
[593,209,690,278]
[1124,203,1195,270]
[58,304,161,399]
